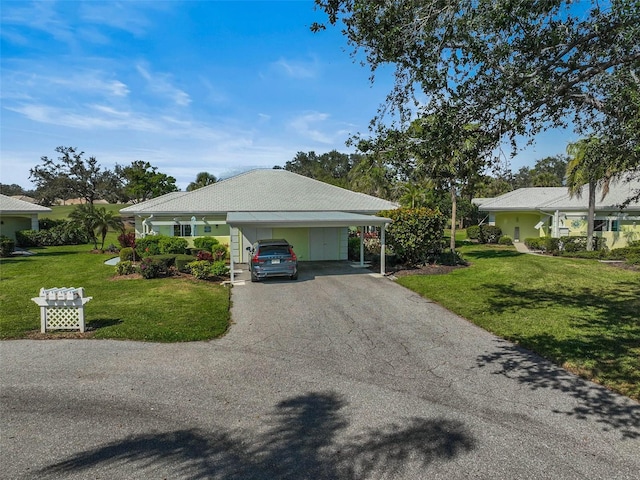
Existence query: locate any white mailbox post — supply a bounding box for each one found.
[31,287,93,333]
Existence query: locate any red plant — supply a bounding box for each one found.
[197,250,214,261]
[118,232,136,249]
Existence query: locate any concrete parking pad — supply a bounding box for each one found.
[1,262,638,479]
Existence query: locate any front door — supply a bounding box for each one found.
[514,226,520,242]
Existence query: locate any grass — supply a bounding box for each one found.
[44,204,131,221]
[396,244,640,400]
[0,241,230,342]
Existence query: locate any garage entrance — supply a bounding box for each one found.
[226,211,392,281]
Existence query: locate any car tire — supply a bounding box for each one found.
[290,273,298,280]
[251,273,259,282]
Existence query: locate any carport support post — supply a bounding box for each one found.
[380,224,386,275]
[360,226,365,266]
[230,255,235,283]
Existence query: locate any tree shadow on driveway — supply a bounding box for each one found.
[38,392,475,479]
[477,340,640,440]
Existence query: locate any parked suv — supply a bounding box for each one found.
[246,239,298,282]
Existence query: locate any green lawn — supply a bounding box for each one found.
[0,243,230,342]
[397,244,640,400]
[44,203,131,221]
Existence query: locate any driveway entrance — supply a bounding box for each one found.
[1,264,638,478]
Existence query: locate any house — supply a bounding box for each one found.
[120,169,398,278]
[475,178,640,248]
[0,194,52,241]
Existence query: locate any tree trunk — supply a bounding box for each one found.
[586,180,596,251]
[450,183,457,254]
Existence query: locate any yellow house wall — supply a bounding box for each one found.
[0,216,33,241]
[273,228,310,261]
[494,212,547,241]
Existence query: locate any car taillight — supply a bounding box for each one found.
[252,251,260,263]
[289,248,297,261]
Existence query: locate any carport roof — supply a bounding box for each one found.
[227,211,392,227]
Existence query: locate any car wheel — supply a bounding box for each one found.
[251,273,259,282]
[290,273,298,280]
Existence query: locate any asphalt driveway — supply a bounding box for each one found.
[1,261,639,479]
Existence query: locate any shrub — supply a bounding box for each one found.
[608,246,640,260]
[197,250,214,261]
[467,225,502,243]
[348,237,360,260]
[15,223,89,247]
[364,237,381,255]
[38,218,66,230]
[149,254,177,270]
[480,225,502,243]
[626,254,640,266]
[498,235,513,245]
[211,243,228,261]
[118,232,136,249]
[158,236,188,254]
[115,260,136,275]
[175,254,197,272]
[137,257,163,279]
[378,207,447,265]
[135,235,163,257]
[466,225,481,240]
[193,237,219,252]
[119,247,135,261]
[544,237,561,255]
[628,240,640,248]
[187,260,212,280]
[210,260,230,277]
[0,235,15,257]
[524,237,544,250]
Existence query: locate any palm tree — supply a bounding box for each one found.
[566,137,615,251]
[69,204,99,249]
[92,207,124,250]
[396,181,432,208]
[187,172,217,191]
[69,204,124,250]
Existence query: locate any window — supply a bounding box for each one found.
[173,224,191,236]
[594,220,606,232]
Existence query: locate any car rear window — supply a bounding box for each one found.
[259,245,290,256]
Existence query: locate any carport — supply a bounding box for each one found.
[227,211,392,282]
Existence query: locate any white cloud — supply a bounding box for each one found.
[136,64,191,106]
[288,112,333,143]
[273,57,318,79]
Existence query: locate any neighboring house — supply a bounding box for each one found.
[0,194,52,242]
[120,169,398,277]
[475,178,640,247]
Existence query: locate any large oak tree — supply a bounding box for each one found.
[314,0,640,197]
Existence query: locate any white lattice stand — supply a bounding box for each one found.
[31,288,93,333]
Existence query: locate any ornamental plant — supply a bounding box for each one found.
[378,207,446,265]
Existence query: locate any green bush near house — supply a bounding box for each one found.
[211,243,228,260]
[498,235,513,245]
[467,224,502,243]
[158,236,188,254]
[193,237,220,252]
[115,260,136,275]
[135,236,162,257]
[119,247,135,261]
[378,207,446,265]
[0,235,15,257]
[175,254,197,272]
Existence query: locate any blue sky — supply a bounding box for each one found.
[1,0,576,191]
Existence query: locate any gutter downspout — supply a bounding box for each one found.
[360,227,365,267]
[380,224,386,275]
